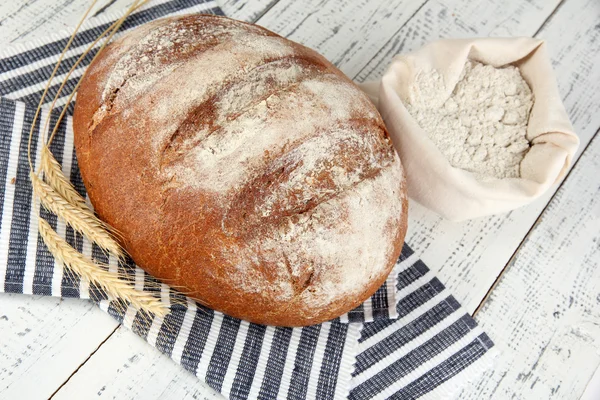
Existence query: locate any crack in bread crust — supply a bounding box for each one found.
[220,123,395,237]
[86,15,279,138]
[158,55,330,168]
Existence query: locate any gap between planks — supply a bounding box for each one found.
[252,0,282,23]
[93,0,120,18]
[532,0,566,37]
[351,0,429,80]
[48,324,121,399]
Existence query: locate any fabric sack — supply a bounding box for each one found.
[360,37,579,221]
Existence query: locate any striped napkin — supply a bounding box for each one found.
[0,1,496,399]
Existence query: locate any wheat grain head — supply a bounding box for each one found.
[40,146,125,242]
[38,218,168,318]
[40,146,89,209]
[31,171,124,258]
[26,0,187,323]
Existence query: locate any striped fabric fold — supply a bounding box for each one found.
[0,1,496,399]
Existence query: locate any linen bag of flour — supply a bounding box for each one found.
[360,38,578,221]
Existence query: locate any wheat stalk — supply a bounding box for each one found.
[38,219,167,318]
[24,0,177,321]
[46,0,150,147]
[26,0,100,171]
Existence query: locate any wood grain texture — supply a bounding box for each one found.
[52,326,221,400]
[581,364,600,400]
[255,0,428,78]
[219,0,279,21]
[355,0,562,81]
[0,294,118,399]
[458,129,600,400]
[0,0,137,45]
[0,0,275,47]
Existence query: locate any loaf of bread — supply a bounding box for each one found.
[73,14,408,326]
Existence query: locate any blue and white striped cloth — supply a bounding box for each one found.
[0,1,495,398]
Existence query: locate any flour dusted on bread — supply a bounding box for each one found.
[73,15,408,326]
[225,146,405,309]
[405,60,533,179]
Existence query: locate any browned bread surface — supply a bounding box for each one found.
[73,14,408,326]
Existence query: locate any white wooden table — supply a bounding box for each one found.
[1,0,599,399]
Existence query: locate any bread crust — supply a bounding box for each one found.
[73,14,408,326]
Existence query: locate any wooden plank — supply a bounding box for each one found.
[254,0,429,77]
[0,294,119,399]
[0,0,273,47]
[348,0,600,316]
[52,326,222,400]
[458,127,600,400]
[355,0,562,81]
[218,0,279,22]
[0,0,137,45]
[581,365,600,400]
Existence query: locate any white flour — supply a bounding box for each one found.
[405,60,534,179]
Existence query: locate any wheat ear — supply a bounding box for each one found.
[31,171,124,258]
[40,147,124,239]
[27,0,178,321]
[40,146,89,208]
[38,219,167,318]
